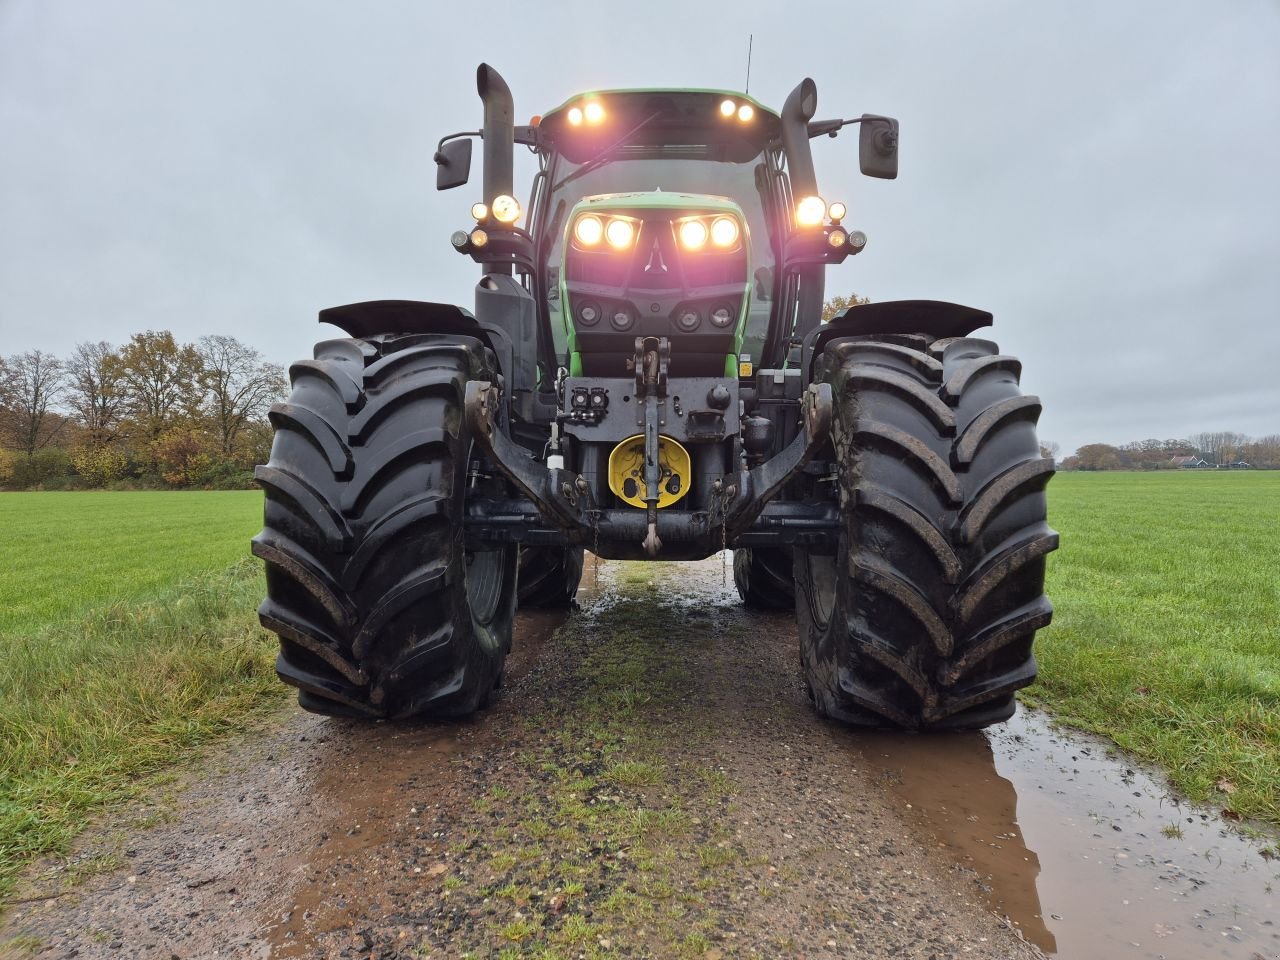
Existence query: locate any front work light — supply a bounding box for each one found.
[737,103,754,122]
[491,195,521,224]
[827,201,847,223]
[719,99,736,117]
[470,228,489,248]
[679,220,709,250]
[710,216,739,247]
[605,218,636,249]
[567,106,584,126]
[575,215,604,246]
[471,202,489,221]
[796,196,826,227]
[584,101,605,124]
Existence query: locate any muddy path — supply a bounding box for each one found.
[4,557,1277,959]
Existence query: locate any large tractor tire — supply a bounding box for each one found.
[517,546,585,608]
[733,548,795,610]
[796,334,1057,730]
[252,334,516,719]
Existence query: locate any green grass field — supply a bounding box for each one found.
[1030,471,1280,823]
[0,492,281,902]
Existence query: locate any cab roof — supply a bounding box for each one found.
[538,88,780,164]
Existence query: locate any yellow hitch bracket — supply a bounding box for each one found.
[607,434,692,509]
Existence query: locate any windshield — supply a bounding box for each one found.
[539,153,776,361]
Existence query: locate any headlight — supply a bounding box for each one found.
[491,195,521,224]
[567,106,584,126]
[584,101,605,124]
[605,218,636,249]
[675,308,701,332]
[574,215,604,246]
[710,305,735,328]
[470,228,489,248]
[737,103,754,122]
[577,301,601,326]
[610,307,635,331]
[470,202,489,221]
[719,99,737,117]
[710,217,739,248]
[679,220,709,250]
[796,196,826,227]
[827,201,847,223]
[827,229,847,248]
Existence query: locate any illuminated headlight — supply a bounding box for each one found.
[710,216,739,248]
[471,202,489,221]
[491,195,521,224]
[827,230,847,248]
[574,215,604,246]
[827,201,847,223]
[605,217,636,249]
[584,101,605,124]
[710,304,735,328]
[737,103,754,122]
[796,196,826,227]
[470,228,489,248]
[567,106,584,126]
[719,99,736,117]
[679,220,709,250]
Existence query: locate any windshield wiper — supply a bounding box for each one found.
[551,111,664,193]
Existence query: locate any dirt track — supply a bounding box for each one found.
[1,558,1047,958]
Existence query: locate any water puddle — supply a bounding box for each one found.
[853,707,1280,959]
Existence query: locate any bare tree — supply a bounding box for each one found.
[1,350,68,455]
[1039,440,1061,462]
[66,341,126,445]
[1189,431,1250,466]
[197,335,287,455]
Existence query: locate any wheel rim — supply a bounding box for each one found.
[805,552,837,630]
[465,549,504,626]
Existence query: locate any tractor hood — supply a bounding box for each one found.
[558,191,752,376]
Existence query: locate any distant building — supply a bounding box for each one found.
[1219,461,1251,470]
[1170,455,1210,468]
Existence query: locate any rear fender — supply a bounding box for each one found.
[801,300,993,381]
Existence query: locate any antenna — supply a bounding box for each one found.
[745,34,753,94]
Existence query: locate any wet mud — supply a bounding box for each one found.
[3,556,1277,959]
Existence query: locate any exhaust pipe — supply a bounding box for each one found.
[780,77,818,198]
[476,63,515,275]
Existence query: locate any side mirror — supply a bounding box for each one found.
[859,115,899,180]
[435,138,473,191]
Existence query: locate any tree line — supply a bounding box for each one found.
[1056,433,1280,471]
[0,332,286,490]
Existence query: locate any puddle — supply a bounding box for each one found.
[854,707,1280,959]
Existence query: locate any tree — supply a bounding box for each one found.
[1,350,67,455]
[822,292,870,322]
[1073,443,1123,471]
[1189,431,1250,466]
[65,341,126,445]
[109,331,205,445]
[196,335,287,456]
[1039,440,1061,462]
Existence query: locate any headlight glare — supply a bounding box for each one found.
[827,201,847,223]
[584,101,605,124]
[710,217,739,247]
[796,196,826,227]
[679,220,709,250]
[471,202,489,221]
[605,218,635,249]
[719,99,736,117]
[491,195,521,224]
[574,215,604,246]
[737,103,754,122]
[567,106,583,126]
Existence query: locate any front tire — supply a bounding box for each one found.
[796,334,1058,729]
[252,334,517,719]
[733,548,795,610]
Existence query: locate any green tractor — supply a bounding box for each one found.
[252,65,1058,730]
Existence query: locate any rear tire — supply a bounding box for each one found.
[517,546,585,608]
[733,548,795,610]
[252,335,516,719]
[796,334,1057,730]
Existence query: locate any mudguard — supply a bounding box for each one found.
[801,299,993,379]
[319,299,480,340]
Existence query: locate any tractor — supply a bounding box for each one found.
[252,64,1058,730]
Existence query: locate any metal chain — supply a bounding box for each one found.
[721,512,727,587]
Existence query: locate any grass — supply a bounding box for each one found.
[1027,471,1280,823]
[0,491,263,635]
[0,491,281,903]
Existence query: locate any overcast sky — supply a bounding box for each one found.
[1,1,1277,455]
